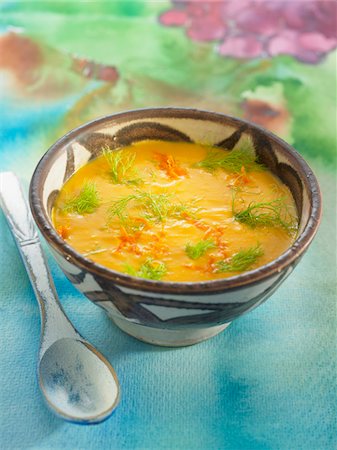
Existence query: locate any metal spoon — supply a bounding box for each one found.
[0,172,120,424]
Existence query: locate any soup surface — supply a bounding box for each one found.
[52,140,298,282]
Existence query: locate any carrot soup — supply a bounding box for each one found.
[52,140,298,282]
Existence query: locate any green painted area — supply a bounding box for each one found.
[235,54,337,165]
[1,1,336,167]
[0,0,161,16]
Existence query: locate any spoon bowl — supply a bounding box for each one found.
[39,338,119,424]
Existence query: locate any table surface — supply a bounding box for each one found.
[0,2,336,449]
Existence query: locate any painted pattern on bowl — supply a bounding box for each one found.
[30,108,321,346]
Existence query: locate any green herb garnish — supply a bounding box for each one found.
[171,201,199,219]
[216,244,264,273]
[185,239,216,260]
[125,258,167,280]
[63,181,100,214]
[233,197,297,233]
[141,192,173,222]
[195,147,263,173]
[108,191,193,223]
[108,194,137,222]
[103,147,141,185]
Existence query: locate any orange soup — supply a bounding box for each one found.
[52,140,298,282]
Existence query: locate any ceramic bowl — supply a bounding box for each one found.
[29,108,321,346]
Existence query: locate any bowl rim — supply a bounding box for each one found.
[29,107,322,294]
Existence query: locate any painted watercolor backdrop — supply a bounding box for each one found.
[0,2,336,449]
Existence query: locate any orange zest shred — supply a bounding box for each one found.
[182,213,229,271]
[183,262,206,272]
[181,211,209,231]
[226,166,250,188]
[240,165,250,184]
[134,216,150,230]
[182,213,227,248]
[113,220,171,258]
[114,226,142,255]
[147,240,169,255]
[185,252,229,274]
[184,255,217,274]
[207,255,218,273]
[154,152,188,179]
[57,225,70,239]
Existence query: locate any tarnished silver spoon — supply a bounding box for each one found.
[0,172,120,424]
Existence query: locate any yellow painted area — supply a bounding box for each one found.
[52,140,297,282]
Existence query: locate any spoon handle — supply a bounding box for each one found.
[0,172,80,357]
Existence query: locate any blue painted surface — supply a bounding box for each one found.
[0,130,335,449]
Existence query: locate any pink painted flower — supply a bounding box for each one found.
[160,9,188,27]
[218,35,263,59]
[268,30,337,63]
[159,0,337,63]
